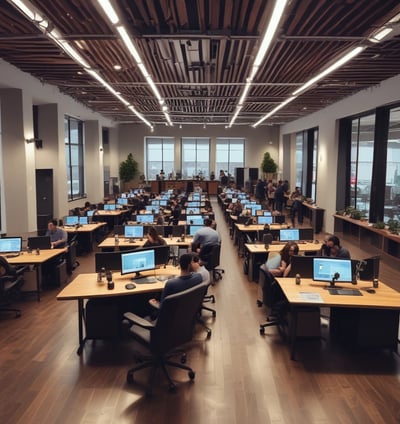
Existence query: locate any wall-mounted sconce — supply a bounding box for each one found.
[99,146,103,152]
[25,138,43,149]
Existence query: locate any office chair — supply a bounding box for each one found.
[258,264,288,335]
[66,236,80,275]
[123,282,209,395]
[199,243,224,282]
[0,257,27,318]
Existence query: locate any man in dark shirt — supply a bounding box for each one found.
[323,235,351,258]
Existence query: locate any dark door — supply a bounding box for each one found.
[36,169,53,235]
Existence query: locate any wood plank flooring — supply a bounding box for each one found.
[1,201,399,424]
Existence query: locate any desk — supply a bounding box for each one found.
[276,277,400,359]
[245,242,323,282]
[94,209,129,227]
[98,236,193,251]
[302,203,325,233]
[63,223,107,252]
[5,249,67,301]
[57,267,177,354]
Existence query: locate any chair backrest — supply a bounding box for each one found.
[0,256,14,277]
[259,264,278,308]
[151,282,209,354]
[113,225,124,235]
[200,243,221,271]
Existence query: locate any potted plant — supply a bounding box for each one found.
[261,152,277,179]
[119,153,139,190]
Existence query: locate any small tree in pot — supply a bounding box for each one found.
[261,152,277,179]
[119,153,139,190]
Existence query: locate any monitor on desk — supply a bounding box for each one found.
[313,257,353,284]
[187,206,200,215]
[117,198,128,205]
[87,210,95,217]
[187,201,200,207]
[124,225,144,239]
[189,225,204,236]
[121,249,155,279]
[257,215,273,225]
[250,204,262,215]
[299,228,314,241]
[279,228,299,241]
[151,199,160,206]
[27,236,51,250]
[274,215,286,224]
[145,205,159,214]
[136,214,154,224]
[159,200,168,207]
[79,216,88,225]
[104,204,116,211]
[0,237,22,254]
[65,216,79,226]
[186,215,204,225]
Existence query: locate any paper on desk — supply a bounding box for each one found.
[299,292,323,303]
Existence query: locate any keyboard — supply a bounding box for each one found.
[133,276,158,284]
[328,288,362,296]
[4,253,20,258]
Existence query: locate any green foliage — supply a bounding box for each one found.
[261,152,277,174]
[373,221,385,229]
[119,153,139,183]
[387,219,400,234]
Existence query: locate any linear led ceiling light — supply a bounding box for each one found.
[9,0,154,129]
[228,0,289,127]
[97,0,171,125]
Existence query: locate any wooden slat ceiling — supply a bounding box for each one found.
[0,0,400,127]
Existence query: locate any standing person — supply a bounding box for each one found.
[274,181,285,213]
[191,218,220,253]
[267,180,276,210]
[289,187,304,226]
[220,170,228,187]
[255,179,266,204]
[46,219,68,248]
[282,180,290,210]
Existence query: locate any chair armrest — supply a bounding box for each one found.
[15,265,29,276]
[123,312,155,329]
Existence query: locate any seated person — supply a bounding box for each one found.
[267,241,299,277]
[149,253,203,308]
[143,226,167,247]
[191,218,220,253]
[322,235,350,258]
[191,253,210,285]
[45,219,68,248]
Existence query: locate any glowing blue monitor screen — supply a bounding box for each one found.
[79,216,88,225]
[124,225,144,238]
[65,216,79,225]
[257,215,273,225]
[136,214,154,224]
[0,237,22,253]
[145,205,159,214]
[279,228,299,241]
[121,249,155,276]
[313,258,353,283]
[117,198,128,205]
[186,215,204,225]
[189,225,204,236]
[187,207,200,215]
[104,204,116,211]
[87,210,94,217]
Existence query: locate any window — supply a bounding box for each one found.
[181,138,210,178]
[384,107,400,223]
[349,114,375,217]
[295,133,303,189]
[215,138,245,176]
[65,116,85,201]
[146,137,175,180]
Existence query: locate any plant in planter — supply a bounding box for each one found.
[261,152,277,178]
[387,219,400,234]
[373,221,385,229]
[119,153,139,187]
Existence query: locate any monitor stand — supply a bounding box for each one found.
[131,272,157,284]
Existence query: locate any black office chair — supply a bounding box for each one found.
[0,257,27,318]
[199,243,224,282]
[66,236,80,275]
[258,264,288,335]
[123,282,209,395]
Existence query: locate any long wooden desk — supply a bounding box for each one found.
[5,248,67,301]
[276,277,400,359]
[63,222,107,252]
[98,236,193,250]
[94,209,129,227]
[245,242,323,282]
[57,266,177,354]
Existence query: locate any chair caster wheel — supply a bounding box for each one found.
[212,311,216,317]
[188,371,195,380]
[259,327,265,335]
[180,354,187,364]
[169,383,177,392]
[206,329,212,339]
[127,372,134,384]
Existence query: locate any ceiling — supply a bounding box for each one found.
[0,0,400,128]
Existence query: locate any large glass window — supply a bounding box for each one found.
[384,107,400,222]
[349,114,375,217]
[65,116,85,201]
[146,137,175,180]
[215,138,245,176]
[312,128,318,201]
[295,132,303,189]
[181,137,210,178]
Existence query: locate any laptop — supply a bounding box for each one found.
[27,236,51,250]
[0,237,22,257]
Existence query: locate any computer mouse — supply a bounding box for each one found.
[125,283,136,290]
[366,288,375,294]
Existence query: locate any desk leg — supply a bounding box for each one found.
[35,264,42,302]
[289,308,298,360]
[77,298,86,355]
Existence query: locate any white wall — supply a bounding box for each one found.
[280,74,400,234]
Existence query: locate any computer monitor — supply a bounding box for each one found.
[0,237,22,254]
[79,216,88,225]
[313,257,353,286]
[87,210,95,217]
[279,228,299,241]
[65,216,79,226]
[274,215,286,224]
[299,228,314,241]
[124,225,144,238]
[189,225,204,236]
[151,200,160,206]
[121,193,127,198]
[136,214,154,224]
[250,204,262,216]
[145,205,159,214]
[27,236,51,250]
[187,206,200,215]
[287,255,314,278]
[104,204,116,211]
[159,200,168,207]
[263,211,272,216]
[231,198,238,203]
[117,198,128,205]
[257,215,273,225]
[121,249,155,279]
[186,215,204,225]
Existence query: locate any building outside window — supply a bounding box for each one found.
[181,137,210,178]
[215,138,245,177]
[146,137,175,180]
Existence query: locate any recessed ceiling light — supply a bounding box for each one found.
[113,64,122,70]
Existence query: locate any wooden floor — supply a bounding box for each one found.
[1,201,400,424]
